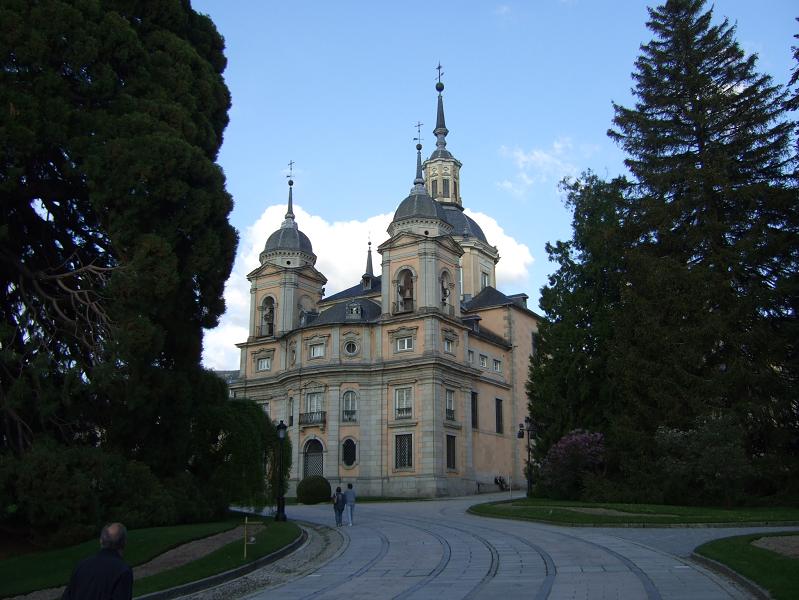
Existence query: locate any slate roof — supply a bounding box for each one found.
[393,191,447,222]
[322,275,382,303]
[440,205,488,243]
[311,298,382,326]
[463,286,542,319]
[263,226,314,255]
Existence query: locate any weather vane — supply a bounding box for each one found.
[413,121,424,145]
[436,62,444,83]
[287,160,294,179]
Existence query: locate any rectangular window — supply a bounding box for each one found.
[395,434,413,469]
[442,178,450,198]
[288,398,294,426]
[493,359,502,372]
[396,336,413,352]
[479,354,488,368]
[453,180,458,200]
[444,338,453,353]
[431,179,438,198]
[306,392,322,413]
[481,271,490,289]
[446,435,456,470]
[395,387,412,419]
[310,343,325,358]
[495,398,503,434]
[471,392,479,429]
[256,357,271,371]
[445,389,455,421]
[468,350,474,363]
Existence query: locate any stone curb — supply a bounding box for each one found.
[136,527,308,600]
[690,552,771,600]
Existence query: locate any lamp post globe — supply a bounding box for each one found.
[275,420,288,522]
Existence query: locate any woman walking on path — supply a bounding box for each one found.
[332,486,346,527]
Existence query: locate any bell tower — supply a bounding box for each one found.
[423,64,463,207]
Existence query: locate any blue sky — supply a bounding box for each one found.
[192,1,797,369]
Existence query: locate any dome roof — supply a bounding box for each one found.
[393,190,447,222]
[440,205,488,243]
[263,226,314,255]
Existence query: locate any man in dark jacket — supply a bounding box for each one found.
[62,522,133,600]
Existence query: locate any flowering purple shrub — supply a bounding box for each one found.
[538,430,605,500]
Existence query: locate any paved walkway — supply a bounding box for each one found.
[198,493,798,600]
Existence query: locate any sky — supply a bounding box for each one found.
[192,0,797,370]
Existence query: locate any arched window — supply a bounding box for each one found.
[260,297,275,337]
[342,439,357,467]
[303,439,323,478]
[395,269,414,313]
[342,390,358,423]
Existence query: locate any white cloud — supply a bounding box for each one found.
[202,205,533,370]
[496,137,584,197]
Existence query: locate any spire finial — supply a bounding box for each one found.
[364,239,374,278]
[282,160,297,226]
[413,138,424,189]
[433,65,448,148]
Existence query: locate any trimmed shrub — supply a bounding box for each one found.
[296,475,331,504]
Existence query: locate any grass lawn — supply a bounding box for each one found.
[133,520,301,597]
[0,519,239,597]
[696,532,799,600]
[469,497,799,526]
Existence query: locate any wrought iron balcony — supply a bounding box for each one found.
[299,411,326,426]
[342,410,358,423]
[446,409,456,421]
[395,407,412,420]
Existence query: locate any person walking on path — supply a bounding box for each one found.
[332,486,346,527]
[62,522,133,600]
[344,483,356,526]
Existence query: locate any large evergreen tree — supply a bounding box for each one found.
[1,0,271,537]
[527,174,629,460]
[528,0,798,501]
[607,0,798,487]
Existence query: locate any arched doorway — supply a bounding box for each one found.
[303,439,324,478]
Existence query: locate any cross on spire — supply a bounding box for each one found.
[413,121,424,145]
[287,160,295,179]
[436,62,444,83]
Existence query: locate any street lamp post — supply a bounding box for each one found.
[517,416,536,497]
[275,420,287,522]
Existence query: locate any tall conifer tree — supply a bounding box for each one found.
[608,0,797,477]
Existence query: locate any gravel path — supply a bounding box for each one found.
[174,522,344,600]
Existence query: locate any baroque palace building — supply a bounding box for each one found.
[230,79,540,497]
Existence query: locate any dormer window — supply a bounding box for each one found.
[346,302,362,319]
[260,297,275,337]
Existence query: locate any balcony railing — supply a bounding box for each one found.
[299,411,326,426]
[342,410,358,423]
[395,406,412,420]
[446,409,456,421]
[392,300,414,314]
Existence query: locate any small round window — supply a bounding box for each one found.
[344,341,358,355]
[342,439,357,467]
